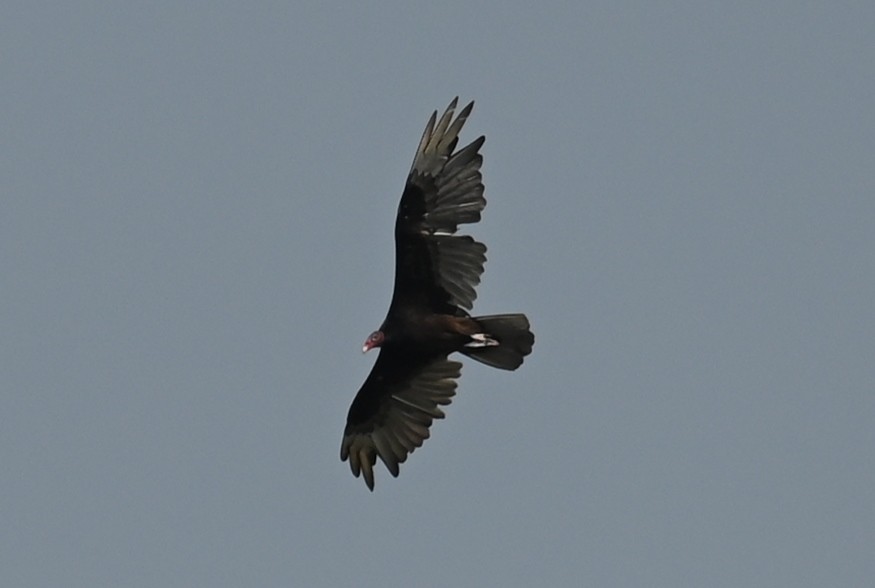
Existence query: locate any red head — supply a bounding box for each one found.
[362,330,384,353]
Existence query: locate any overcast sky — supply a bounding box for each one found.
[3,2,874,586]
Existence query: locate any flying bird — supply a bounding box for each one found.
[341,98,534,490]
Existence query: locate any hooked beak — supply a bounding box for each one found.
[362,330,383,353]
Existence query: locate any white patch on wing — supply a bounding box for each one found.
[464,333,499,347]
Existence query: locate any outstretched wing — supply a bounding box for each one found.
[341,350,462,491]
[389,98,488,315]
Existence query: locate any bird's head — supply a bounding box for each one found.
[362,330,385,353]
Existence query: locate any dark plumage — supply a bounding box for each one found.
[341,98,534,490]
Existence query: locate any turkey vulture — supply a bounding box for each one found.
[340,98,534,490]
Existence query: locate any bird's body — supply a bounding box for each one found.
[341,99,534,490]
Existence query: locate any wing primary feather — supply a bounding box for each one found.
[358,448,376,491]
[430,105,455,150]
[372,434,400,477]
[440,101,474,153]
[383,425,411,462]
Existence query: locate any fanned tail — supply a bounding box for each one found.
[460,314,534,370]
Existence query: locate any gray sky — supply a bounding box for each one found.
[3,2,874,586]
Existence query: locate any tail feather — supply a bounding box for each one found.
[460,314,534,370]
